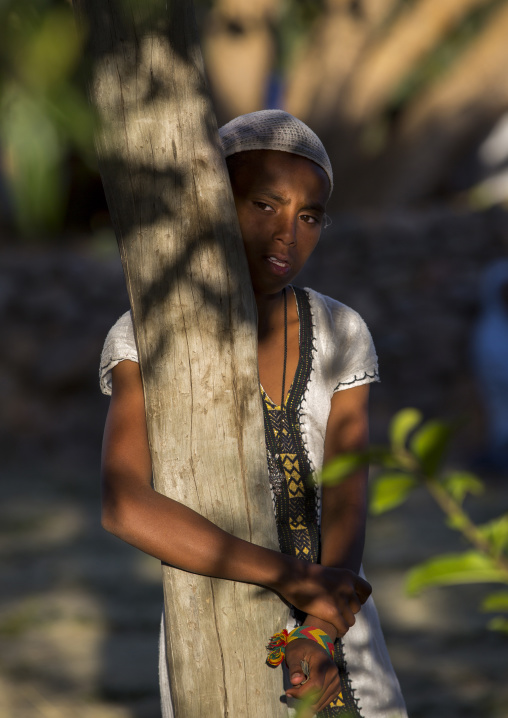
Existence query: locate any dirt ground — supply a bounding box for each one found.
[1,458,507,718]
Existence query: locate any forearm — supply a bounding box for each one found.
[102,473,370,637]
[102,478,297,592]
[319,470,368,574]
[304,469,369,639]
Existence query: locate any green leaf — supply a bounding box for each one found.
[477,515,508,556]
[369,473,417,515]
[0,86,66,234]
[441,471,484,504]
[20,8,83,90]
[445,513,469,532]
[294,687,320,718]
[365,445,401,470]
[389,408,422,450]
[320,453,366,486]
[487,617,508,634]
[406,551,508,596]
[409,419,452,476]
[481,591,508,613]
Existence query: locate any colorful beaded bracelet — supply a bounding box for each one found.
[266,625,335,666]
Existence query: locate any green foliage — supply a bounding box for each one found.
[486,617,508,634]
[319,445,395,486]
[406,551,507,596]
[369,473,416,515]
[441,471,484,504]
[0,0,94,237]
[409,419,452,476]
[322,407,508,634]
[481,591,508,613]
[483,588,508,633]
[293,688,320,718]
[477,515,508,559]
[320,452,365,486]
[389,408,422,451]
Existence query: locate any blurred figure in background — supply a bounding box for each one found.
[471,259,508,473]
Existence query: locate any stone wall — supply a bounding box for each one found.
[299,206,508,451]
[2,206,507,470]
[0,249,128,472]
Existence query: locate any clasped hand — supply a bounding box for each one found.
[279,565,371,713]
[285,638,340,714]
[281,565,372,637]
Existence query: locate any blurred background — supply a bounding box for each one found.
[1,0,508,715]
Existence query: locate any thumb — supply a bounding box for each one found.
[355,575,372,603]
[285,653,306,686]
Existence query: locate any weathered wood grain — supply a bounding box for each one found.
[73,1,289,715]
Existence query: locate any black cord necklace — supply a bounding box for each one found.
[281,286,288,417]
[266,287,288,497]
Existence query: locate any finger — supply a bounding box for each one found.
[349,594,362,614]
[286,657,331,700]
[284,654,307,687]
[354,576,372,603]
[333,616,349,638]
[313,670,341,711]
[342,605,356,628]
[315,677,342,712]
[291,672,339,713]
[286,681,321,701]
[287,667,306,687]
[285,664,324,698]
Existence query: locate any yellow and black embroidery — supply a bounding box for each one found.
[261,287,363,718]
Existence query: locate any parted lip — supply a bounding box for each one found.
[265,253,291,266]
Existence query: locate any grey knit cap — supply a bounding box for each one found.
[219,109,333,197]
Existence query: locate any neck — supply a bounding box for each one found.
[255,288,287,340]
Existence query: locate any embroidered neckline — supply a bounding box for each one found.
[260,288,364,718]
[261,286,318,563]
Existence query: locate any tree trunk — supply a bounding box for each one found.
[285,0,495,209]
[284,0,398,200]
[374,0,508,206]
[73,1,288,716]
[285,0,398,126]
[340,0,492,124]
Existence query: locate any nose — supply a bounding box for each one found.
[274,211,297,246]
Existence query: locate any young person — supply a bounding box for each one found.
[99,110,407,717]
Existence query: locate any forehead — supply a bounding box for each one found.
[227,149,330,202]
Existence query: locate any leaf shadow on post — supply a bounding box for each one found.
[72,0,292,714]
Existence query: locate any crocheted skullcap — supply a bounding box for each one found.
[219,109,333,196]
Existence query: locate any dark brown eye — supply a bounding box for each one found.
[300,214,319,225]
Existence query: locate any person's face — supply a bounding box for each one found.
[228,150,330,296]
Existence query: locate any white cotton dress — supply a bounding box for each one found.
[100,286,408,718]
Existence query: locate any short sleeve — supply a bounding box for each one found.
[330,305,379,392]
[99,310,139,396]
[306,289,379,393]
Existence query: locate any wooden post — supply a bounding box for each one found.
[73,1,289,716]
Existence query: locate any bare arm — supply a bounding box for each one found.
[101,360,370,631]
[321,383,370,574]
[300,383,371,640]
